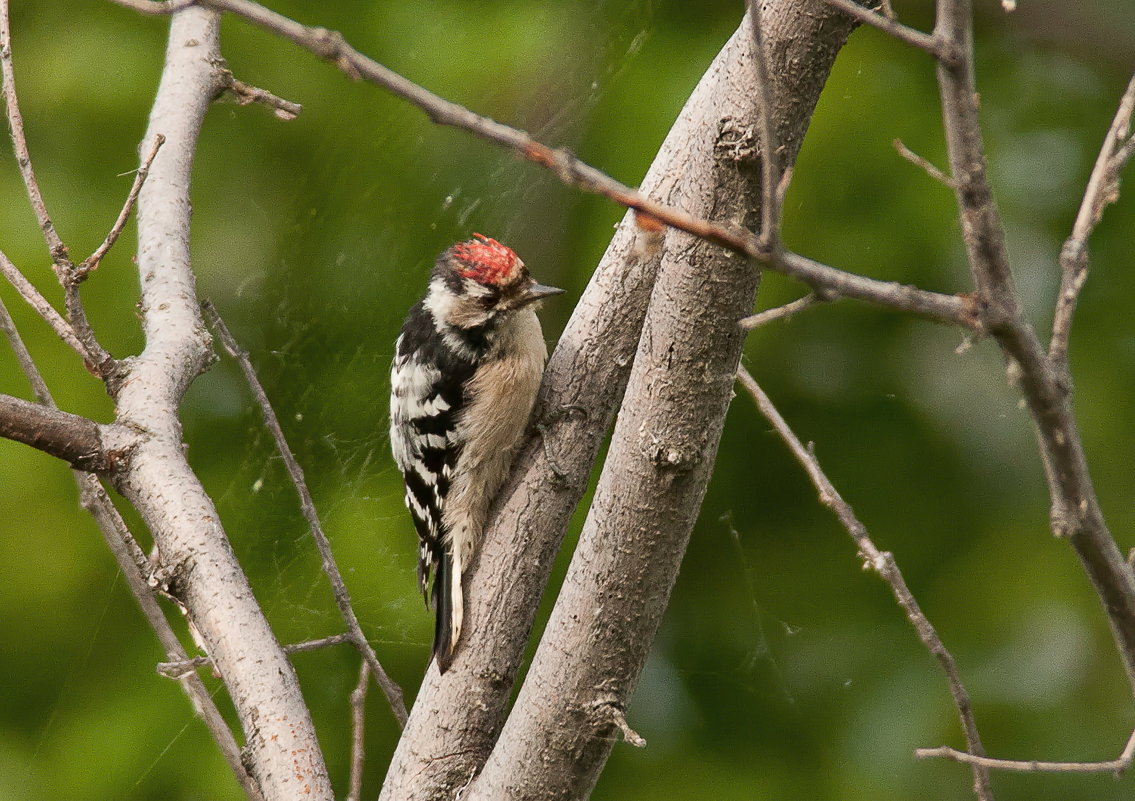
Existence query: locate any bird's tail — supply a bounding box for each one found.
[431,548,457,673]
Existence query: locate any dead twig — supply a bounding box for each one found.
[893,138,955,188]
[819,0,947,60]
[107,0,979,332]
[746,0,782,249]
[2,0,112,372]
[201,301,408,727]
[78,134,166,278]
[739,293,825,330]
[0,0,68,268]
[1050,72,1135,369]
[221,70,302,120]
[0,251,90,362]
[736,366,994,801]
[936,0,1135,719]
[917,726,1135,775]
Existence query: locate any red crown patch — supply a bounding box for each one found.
[451,234,522,286]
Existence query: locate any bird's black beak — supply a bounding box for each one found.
[517,283,566,307]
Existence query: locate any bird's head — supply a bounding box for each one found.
[426,234,564,331]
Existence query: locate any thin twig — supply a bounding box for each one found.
[156,633,355,678]
[0,295,52,402]
[0,250,91,363]
[78,134,166,278]
[0,295,260,800]
[0,0,68,268]
[747,0,782,249]
[739,293,824,330]
[221,70,302,120]
[893,138,956,188]
[602,703,646,748]
[936,0,1135,706]
[819,0,948,60]
[736,366,994,801]
[2,0,112,372]
[917,725,1135,775]
[106,0,979,332]
[1050,72,1135,368]
[201,301,408,727]
[346,660,370,801]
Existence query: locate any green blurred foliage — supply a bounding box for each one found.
[1,1,1134,799]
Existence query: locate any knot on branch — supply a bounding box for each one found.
[715,115,760,164]
[309,27,361,80]
[644,431,702,473]
[591,699,646,748]
[1059,237,1089,274]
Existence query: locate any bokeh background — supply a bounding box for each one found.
[2,1,1134,799]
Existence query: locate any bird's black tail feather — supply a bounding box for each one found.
[432,550,455,673]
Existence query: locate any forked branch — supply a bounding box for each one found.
[108,0,978,331]
[202,302,408,727]
[917,725,1135,776]
[1050,73,1135,368]
[736,367,994,801]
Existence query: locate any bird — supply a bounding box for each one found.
[389,234,563,672]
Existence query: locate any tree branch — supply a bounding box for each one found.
[893,137,956,188]
[1050,72,1135,368]
[819,0,948,59]
[464,6,857,799]
[100,8,332,799]
[1,0,112,372]
[916,724,1135,775]
[935,0,1135,696]
[0,393,110,471]
[747,1,782,249]
[346,661,370,801]
[736,367,994,801]
[106,0,978,331]
[0,0,68,268]
[0,296,261,800]
[739,293,825,330]
[0,249,93,365]
[78,133,166,278]
[202,301,408,727]
[156,633,354,678]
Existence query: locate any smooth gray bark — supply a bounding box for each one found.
[467,4,855,798]
[381,5,855,800]
[101,9,332,800]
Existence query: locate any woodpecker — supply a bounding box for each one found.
[389,234,563,672]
